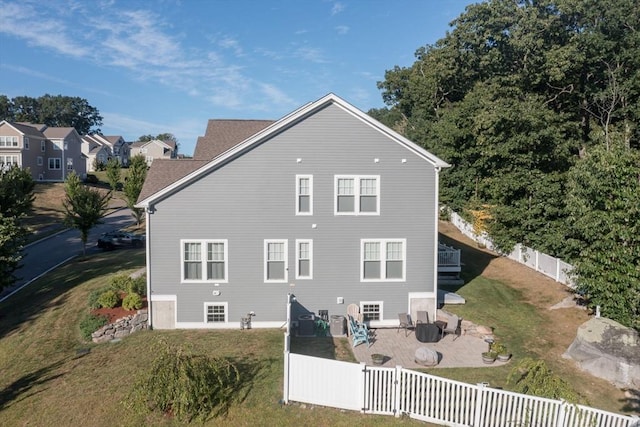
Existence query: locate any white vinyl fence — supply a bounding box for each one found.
[449,211,576,287]
[283,352,638,427]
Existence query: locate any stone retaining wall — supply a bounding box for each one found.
[91,309,148,343]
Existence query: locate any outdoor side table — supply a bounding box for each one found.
[416,323,440,342]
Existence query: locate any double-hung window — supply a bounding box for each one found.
[265,239,287,282]
[335,175,379,215]
[296,239,313,279]
[295,175,313,215]
[181,240,228,282]
[361,239,406,281]
[41,140,46,152]
[0,136,18,147]
[360,302,383,321]
[48,158,61,170]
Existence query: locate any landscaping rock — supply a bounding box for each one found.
[415,347,439,366]
[91,309,148,343]
[564,317,640,389]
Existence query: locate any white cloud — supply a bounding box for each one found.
[295,47,329,64]
[331,2,345,15]
[335,25,349,35]
[0,2,89,57]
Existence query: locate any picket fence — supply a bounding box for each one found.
[449,212,576,287]
[283,352,638,427]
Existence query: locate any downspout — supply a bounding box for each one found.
[145,205,152,328]
[433,166,441,319]
[61,140,66,181]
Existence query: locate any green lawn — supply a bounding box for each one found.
[0,242,635,425]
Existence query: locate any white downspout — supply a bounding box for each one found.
[433,166,441,319]
[145,206,152,328]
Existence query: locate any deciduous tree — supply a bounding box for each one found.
[124,155,147,225]
[106,158,121,191]
[63,172,111,256]
[0,166,35,291]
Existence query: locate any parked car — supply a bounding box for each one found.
[97,231,145,250]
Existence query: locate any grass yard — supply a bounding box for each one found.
[1,218,636,425]
[0,250,425,426]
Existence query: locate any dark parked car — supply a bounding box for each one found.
[97,231,145,250]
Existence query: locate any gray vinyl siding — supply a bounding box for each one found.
[148,104,438,324]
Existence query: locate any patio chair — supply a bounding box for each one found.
[397,312,414,337]
[441,314,461,341]
[347,315,370,347]
[346,304,363,335]
[416,310,429,324]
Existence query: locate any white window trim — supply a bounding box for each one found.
[295,239,313,280]
[204,302,228,323]
[334,175,380,215]
[41,140,46,152]
[37,156,43,166]
[360,301,384,322]
[24,137,29,150]
[180,239,229,283]
[360,238,406,282]
[264,239,288,283]
[295,174,313,215]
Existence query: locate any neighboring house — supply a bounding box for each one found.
[130,139,177,166]
[0,120,87,181]
[81,134,110,172]
[81,134,130,167]
[136,93,450,330]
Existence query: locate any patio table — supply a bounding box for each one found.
[416,322,440,342]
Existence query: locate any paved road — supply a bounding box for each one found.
[0,208,137,302]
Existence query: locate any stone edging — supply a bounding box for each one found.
[91,309,148,343]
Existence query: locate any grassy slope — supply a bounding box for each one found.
[0,251,424,426]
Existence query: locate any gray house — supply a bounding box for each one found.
[136,94,449,330]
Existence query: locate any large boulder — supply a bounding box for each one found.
[564,317,640,388]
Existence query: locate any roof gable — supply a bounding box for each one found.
[0,121,46,138]
[137,93,449,207]
[193,119,274,160]
[43,127,77,139]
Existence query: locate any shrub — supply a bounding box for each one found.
[85,174,99,184]
[79,313,108,340]
[129,276,146,296]
[125,340,240,422]
[109,274,131,292]
[97,289,120,309]
[122,293,142,311]
[88,286,110,309]
[507,358,586,404]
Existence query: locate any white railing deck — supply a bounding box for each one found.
[438,242,461,272]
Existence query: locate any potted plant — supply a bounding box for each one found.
[371,353,385,365]
[492,341,511,362]
[481,351,497,364]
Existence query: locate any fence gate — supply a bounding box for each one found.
[363,365,398,416]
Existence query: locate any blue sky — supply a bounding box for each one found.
[0,0,474,156]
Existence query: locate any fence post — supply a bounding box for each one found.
[474,383,487,427]
[283,338,289,404]
[359,362,367,413]
[556,257,561,282]
[394,365,403,418]
[556,399,567,427]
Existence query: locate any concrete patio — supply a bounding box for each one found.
[350,327,511,369]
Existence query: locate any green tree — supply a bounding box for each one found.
[0,166,35,291]
[63,172,111,256]
[565,142,640,330]
[0,94,103,135]
[106,158,121,191]
[124,155,147,225]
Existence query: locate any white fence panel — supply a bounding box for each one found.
[447,212,578,287]
[363,366,397,415]
[287,353,363,411]
[284,353,638,426]
[401,370,478,426]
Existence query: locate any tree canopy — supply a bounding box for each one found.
[0,166,35,291]
[373,0,640,329]
[0,94,103,135]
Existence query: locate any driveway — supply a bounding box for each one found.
[0,208,137,302]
